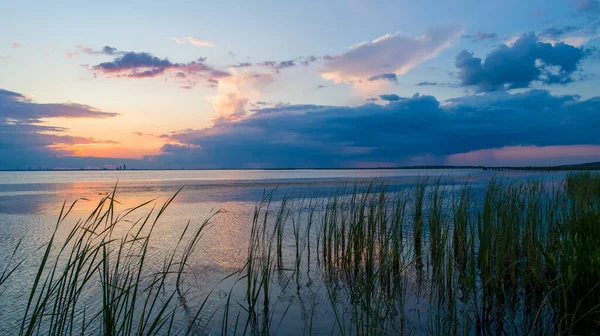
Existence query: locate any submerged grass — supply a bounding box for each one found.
[1,172,600,335]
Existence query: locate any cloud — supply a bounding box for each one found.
[455,33,590,92]
[131,131,159,138]
[11,43,22,48]
[379,94,401,101]
[210,70,274,121]
[99,46,121,55]
[186,37,214,47]
[369,73,398,82]
[0,88,120,169]
[90,51,229,87]
[461,32,499,42]
[320,26,462,87]
[88,48,290,116]
[170,37,186,45]
[416,81,438,86]
[151,89,600,168]
[231,56,319,73]
[93,52,173,77]
[67,45,125,58]
[4,87,599,168]
[230,62,253,68]
[160,143,201,153]
[538,24,600,46]
[170,37,214,47]
[299,55,318,66]
[540,26,581,39]
[0,88,118,122]
[257,60,297,73]
[539,1,600,46]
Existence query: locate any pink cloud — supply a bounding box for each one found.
[170,37,214,47]
[320,25,462,92]
[211,70,274,120]
[186,37,214,47]
[11,42,22,48]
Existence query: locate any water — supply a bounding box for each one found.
[0,169,571,334]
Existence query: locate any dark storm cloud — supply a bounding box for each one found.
[455,33,590,92]
[368,73,398,82]
[153,89,600,168]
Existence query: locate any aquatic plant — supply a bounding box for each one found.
[1,172,600,335]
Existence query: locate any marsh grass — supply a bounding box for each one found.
[258,173,600,335]
[1,173,600,335]
[1,186,222,336]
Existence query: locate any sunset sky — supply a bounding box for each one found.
[1,0,600,169]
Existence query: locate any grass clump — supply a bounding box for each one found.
[1,186,219,335]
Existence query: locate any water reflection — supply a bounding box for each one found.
[0,169,568,215]
[0,169,584,335]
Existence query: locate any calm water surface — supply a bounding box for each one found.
[0,169,570,334]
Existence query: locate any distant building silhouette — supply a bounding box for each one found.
[123,164,127,170]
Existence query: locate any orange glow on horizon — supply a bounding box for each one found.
[46,133,167,159]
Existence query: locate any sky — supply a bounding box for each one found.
[1,0,599,169]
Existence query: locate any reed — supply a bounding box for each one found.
[5,186,219,336]
[1,172,600,335]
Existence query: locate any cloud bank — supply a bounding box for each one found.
[0,88,120,169]
[153,89,600,168]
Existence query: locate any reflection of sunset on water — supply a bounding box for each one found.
[0,170,571,283]
[17,180,259,272]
